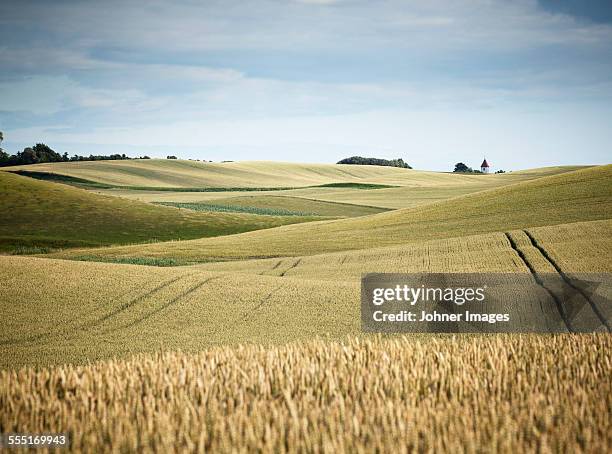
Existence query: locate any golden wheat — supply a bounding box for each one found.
[198,219,612,281]
[1,335,610,453]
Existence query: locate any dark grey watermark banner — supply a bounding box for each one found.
[361,273,611,333]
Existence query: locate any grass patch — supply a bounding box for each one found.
[75,255,184,267]
[8,245,54,255]
[315,182,396,189]
[155,202,315,216]
[0,236,99,254]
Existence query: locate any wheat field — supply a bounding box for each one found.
[85,164,583,210]
[2,218,609,368]
[2,160,584,189]
[1,162,610,452]
[51,165,612,263]
[196,219,612,280]
[1,335,610,453]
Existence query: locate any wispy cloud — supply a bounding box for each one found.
[0,0,611,169]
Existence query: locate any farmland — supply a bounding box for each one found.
[0,171,324,253]
[1,335,610,452]
[1,160,610,452]
[52,164,612,263]
[71,164,585,211]
[1,159,528,188]
[155,196,388,217]
[2,218,610,368]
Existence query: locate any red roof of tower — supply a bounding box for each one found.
[480,159,490,168]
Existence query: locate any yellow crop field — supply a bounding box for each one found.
[4,0,612,450]
[1,160,610,452]
[1,159,584,189]
[3,219,609,368]
[1,335,610,452]
[99,184,527,210]
[54,165,612,263]
[79,164,585,210]
[198,219,612,281]
[0,255,358,368]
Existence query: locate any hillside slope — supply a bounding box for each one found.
[197,219,612,280]
[0,172,322,252]
[1,160,584,189]
[53,165,612,262]
[3,219,610,368]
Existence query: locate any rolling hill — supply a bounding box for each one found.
[52,165,612,263]
[2,218,609,368]
[0,171,324,253]
[197,219,612,280]
[1,159,585,189]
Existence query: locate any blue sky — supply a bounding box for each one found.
[1,0,611,171]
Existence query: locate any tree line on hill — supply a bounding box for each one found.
[0,139,152,167]
[337,156,412,169]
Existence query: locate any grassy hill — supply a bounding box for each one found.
[53,165,611,263]
[2,159,585,189]
[2,218,609,368]
[0,172,324,253]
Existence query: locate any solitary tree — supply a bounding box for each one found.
[453,162,470,173]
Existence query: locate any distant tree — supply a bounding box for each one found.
[167,155,178,159]
[337,156,412,169]
[453,162,470,173]
[495,169,505,174]
[0,141,160,167]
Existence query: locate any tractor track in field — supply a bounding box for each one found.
[522,229,610,332]
[279,258,302,277]
[258,259,284,275]
[504,232,572,332]
[240,286,284,322]
[271,260,283,270]
[89,275,187,328]
[0,275,190,346]
[108,276,221,332]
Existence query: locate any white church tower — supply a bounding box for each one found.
[480,158,490,173]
